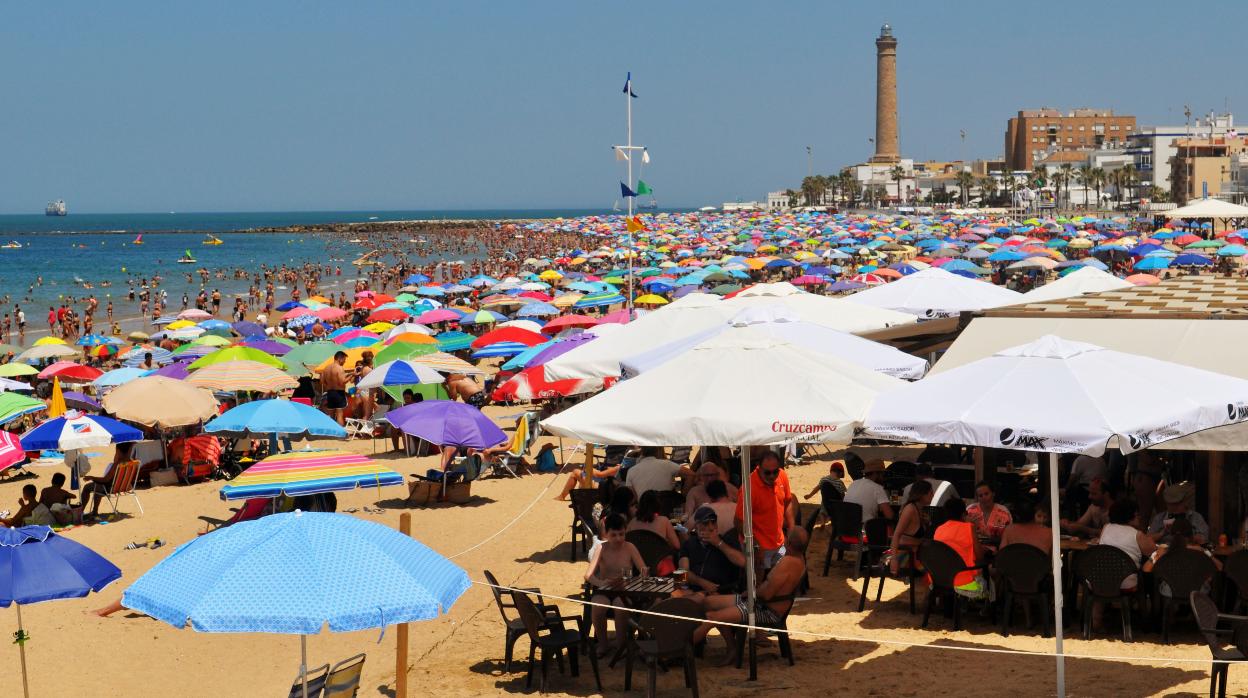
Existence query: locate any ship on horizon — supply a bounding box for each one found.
[45,200,67,216]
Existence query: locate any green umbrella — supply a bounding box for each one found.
[278,343,340,377]
[0,392,46,425]
[710,283,742,295]
[187,346,286,371]
[0,363,38,377]
[373,341,438,366]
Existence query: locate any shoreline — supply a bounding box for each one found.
[0,218,549,237]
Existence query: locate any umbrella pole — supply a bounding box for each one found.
[739,446,758,681]
[1048,452,1066,698]
[300,634,309,698]
[15,603,29,698]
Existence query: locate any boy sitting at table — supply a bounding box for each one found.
[584,513,647,658]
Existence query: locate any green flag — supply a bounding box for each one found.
[635,180,653,196]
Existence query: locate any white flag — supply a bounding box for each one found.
[641,148,650,164]
[615,147,629,162]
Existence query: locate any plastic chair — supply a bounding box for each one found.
[321,653,365,698]
[624,597,704,697]
[994,544,1053,637]
[1074,544,1140,642]
[514,592,601,693]
[625,530,676,573]
[482,569,577,673]
[821,500,863,578]
[733,595,796,680]
[918,538,987,631]
[568,489,598,561]
[858,517,917,613]
[1191,591,1248,698]
[487,412,534,478]
[655,490,684,519]
[1152,547,1217,643]
[1222,549,1248,613]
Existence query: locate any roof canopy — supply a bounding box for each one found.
[1163,197,1248,219]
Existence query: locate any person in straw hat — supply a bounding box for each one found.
[844,458,894,523]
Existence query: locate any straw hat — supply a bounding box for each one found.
[863,459,887,475]
[1163,481,1195,506]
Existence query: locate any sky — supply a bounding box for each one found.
[3,1,1246,213]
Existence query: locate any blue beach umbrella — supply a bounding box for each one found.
[1133,256,1171,271]
[204,399,347,439]
[574,291,627,309]
[1173,253,1214,266]
[471,341,530,359]
[500,341,556,372]
[123,346,175,367]
[514,302,560,318]
[232,321,267,339]
[121,512,471,697]
[2,525,122,698]
[434,331,475,352]
[21,413,143,451]
[93,367,151,389]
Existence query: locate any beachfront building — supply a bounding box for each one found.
[1004,108,1136,172]
[1127,113,1237,194]
[1169,135,1248,204]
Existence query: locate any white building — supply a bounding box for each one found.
[1127,112,1236,192]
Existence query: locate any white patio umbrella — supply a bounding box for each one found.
[861,335,1248,697]
[844,266,1024,318]
[620,303,928,380]
[544,328,905,676]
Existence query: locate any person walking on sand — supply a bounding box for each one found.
[312,350,349,426]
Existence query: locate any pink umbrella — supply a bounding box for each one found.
[599,308,641,324]
[177,308,213,320]
[541,315,600,333]
[355,290,376,299]
[0,432,27,474]
[314,307,348,321]
[790,275,827,286]
[333,329,380,345]
[847,273,887,286]
[282,307,314,320]
[38,361,104,382]
[416,309,459,324]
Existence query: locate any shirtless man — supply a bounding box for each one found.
[314,351,349,425]
[692,526,807,665]
[446,372,487,408]
[585,513,648,657]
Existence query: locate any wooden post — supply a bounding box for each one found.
[580,444,595,489]
[973,447,986,484]
[1208,451,1225,541]
[396,513,412,698]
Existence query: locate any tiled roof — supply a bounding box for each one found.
[986,274,1248,318]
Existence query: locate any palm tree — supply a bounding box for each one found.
[1089,168,1106,210]
[839,170,860,208]
[955,170,975,207]
[1120,163,1137,203]
[979,177,999,205]
[1000,172,1015,208]
[1059,164,1074,210]
[1076,165,1093,209]
[784,189,801,208]
[890,165,906,204]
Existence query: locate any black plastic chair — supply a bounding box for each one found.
[1073,544,1140,642]
[803,479,844,531]
[858,517,917,614]
[624,598,704,697]
[1192,591,1248,698]
[923,505,949,532]
[568,489,598,561]
[918,538,986,631]
[994,544,1053,637]
[626,529,676,573]
[733,596,796,680]
[514,591,601,693]
[1222,549,1248,612]
[656,490,685,519]
[1153,547,1218,643]
[821,500,863,577]
[482,569,577,673]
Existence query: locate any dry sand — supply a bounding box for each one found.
[0,412,1229,697]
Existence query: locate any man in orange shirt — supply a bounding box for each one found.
[734,450,796,568]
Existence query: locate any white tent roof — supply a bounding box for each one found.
[1163,197,1248,219]
[543,288,915,381]
[620,303,928,380]
[1017,266,1133,304]
[844,267,1024,318]
[543,327,905,446]
[863,334,1248,456]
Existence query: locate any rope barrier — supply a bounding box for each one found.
[476,579,1240,666]
[448,469,563,560]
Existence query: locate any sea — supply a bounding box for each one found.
[0,208,673,331]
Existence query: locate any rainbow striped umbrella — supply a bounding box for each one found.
[219,449,403,500]
[573,290,626,309]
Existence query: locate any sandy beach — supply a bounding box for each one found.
[0,417,1231,698]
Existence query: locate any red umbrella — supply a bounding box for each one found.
[470,326,547,350]
[314,307,348,321]
[491,366,598,401]
[541,315,600,333]
[518,291,553,302]
[367,308,408,323]
[353,297,382,310]
[38,361,104,382]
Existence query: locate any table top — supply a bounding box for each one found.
[591,576,676,600]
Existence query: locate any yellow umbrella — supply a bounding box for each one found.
[634,294,669,306]
[538,270,563,281]
[363,322,396,333]
[48,376,66,418]
[166,319,196,330]
[33,337,67,347]
[306,295,332,304]
[551,293,583,309]
[313,346,376,372]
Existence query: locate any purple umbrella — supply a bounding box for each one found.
[242,339,292,356]
[386,400,506,449]
[151,359,194,380]
[232,321,266,338]
[61,391,101,412]
[527,333,596,368]
[827,280,866,292]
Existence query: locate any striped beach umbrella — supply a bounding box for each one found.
[413,352,486,375]
[356,360,445,389]
[573,291,627,309]
[0,392,46,427]
[433,331,475,352]
[218,450,404,501]
[21,412,143,451]
[187,346,286,371]
[185,360,298,393]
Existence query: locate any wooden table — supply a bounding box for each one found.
[583,577,676,667]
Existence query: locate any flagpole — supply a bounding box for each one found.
[625,74,634,316]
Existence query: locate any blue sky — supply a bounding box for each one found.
[2,1,1244,213]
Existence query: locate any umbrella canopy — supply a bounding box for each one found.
[1017,266,1133,303]
[219,450,404,501]
[0,376,33,392]
[0,363,38,377]
[21,413,143,451]
[412,352,486,375]
[0,393,46,426]
[863,334,1248,455]
[186,360,298,393]
[15,344,77,362]
[92,367,150,389]
[280,343,340,377]
[0,431,28,473]
[492,366,596,402]
[356,360,445,389]
[470,326,547,350]
[387,400,507,448]
[187,346,286,371]
[204,399,347,439]
[61,391,100,412]
[121,511,470,632]
[845,267,1023,318]
[38,362,103,382]
[543,328,904,446]
[101,376,219,428]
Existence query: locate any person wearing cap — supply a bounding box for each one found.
[677,506,745,597]
[845,458,895,523]
[1147,482,1208,546]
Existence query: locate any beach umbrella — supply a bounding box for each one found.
[205,399,346,439]
[121,511,470,698]
[75,334,120,347]
[434,331,474,352]
[102,376,219,428]
[387,400,506,448]
[241,339,292,356]
[461,309,506,325]
[0,393,46,427]
[415,308,460,324]
[219,450,404,501]
[186,360,298,393]
[188,346,285,371]
[492,366,595,402]
[1172,253,1214,266]
[38,361,103,382]
[170,343,217,359]
[1,525,122,698]
[190,334,233,347]
[21,412,143,451]
[845,267,1023,318]
[48,378,66,418]
[382,323,433,340]
[356,360,445,390]
[573,291,627,309]
[0,431,28,473]
[470,326,547,350]
[16,344,76,362]
[61,391,101,413]
[1125,273,1161,286]
[471,342,531,359]
[279,343,340,377]
[92,367,150,389]
[0,363,38,377]
[122,346,175,367]
[500,341,556,372]
[88,344,125,360]
[861,335,1248,697]
[232,321,266,338]
[412,352,486,375]
[177,308,213,320]
[372,341,438,366]
[150,360,194,380]
[1132,256,1171,271]
[383,332,436,347]
[514,302,560,318]
[0,377,33,393]
[32,337,67,347]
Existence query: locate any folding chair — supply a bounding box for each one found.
[487,412,536,478]
[100,459,143,516]
[322,653,366,698]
